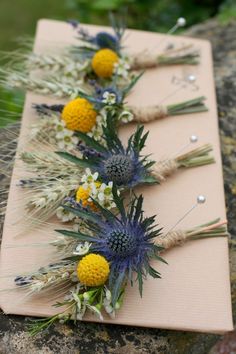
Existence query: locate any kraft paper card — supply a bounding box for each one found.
[0,19,233,334]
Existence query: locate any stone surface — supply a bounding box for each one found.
[0,19,235,354]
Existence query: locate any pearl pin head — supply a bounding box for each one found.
[188,74,196,82]
[197,195,206,204]
[177,17,186,27]
[190,135,198,143]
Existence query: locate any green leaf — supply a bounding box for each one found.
[132,125,145,151]
[55,151,91,168]
[111,270,126,306]
[62,205,100,225]
[142,174,159,184]
[75,131,107,153]
[55,229,97,242]
[148,265,161,279]
[112,184,126,219]
[90,197,118,222]
[133,194,143,222]
[104,119,123,152]
[139,131,149,151]
[152,254,168,265]
[137,270,143,297]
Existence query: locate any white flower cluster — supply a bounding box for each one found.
[31,114,78,151]
[64,285,119,321]
[81,168,116,210]
[54,118,79,150]
[64,284,104,321]
[101,91,117,105]
[88,103,133,144]
[102,287,116,318]
[87,108,107,144]
[118,109,134,123]
[73,241,91,256]
[56,206,76,222]
[113,56,131,79]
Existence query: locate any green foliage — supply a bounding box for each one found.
[0,89,23,127]
[65,0,231,31]
[218,0,236,23]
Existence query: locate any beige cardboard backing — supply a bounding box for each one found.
[0,19,233,333]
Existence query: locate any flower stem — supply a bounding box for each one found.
[176,143,215,168]
[157,219,228,250]
[157,52,199,65]
[167,96,208,115]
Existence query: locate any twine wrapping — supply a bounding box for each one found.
[129,105,168,123]
[156,230,188,250]
[130,52,158,70]
[151,159,178,182]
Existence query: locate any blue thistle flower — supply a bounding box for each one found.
[58,186,165,304]
[58,120,157,188]
[69,14,125,55]
[94,32,120,52]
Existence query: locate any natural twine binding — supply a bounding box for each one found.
[151,159,178,181]
[129,105,168,123]
[130,52,158,70]
[156,219,228,250]
[156,230,188,249]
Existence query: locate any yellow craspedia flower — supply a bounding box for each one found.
[76,182,101,210]
[61,98,97,132]
[77,254,110,286]
[91,49,119,78]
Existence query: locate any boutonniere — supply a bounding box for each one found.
[1,16,199,97]
[28,77,207,150]
[18,123,214,228]
[13,187,227,335]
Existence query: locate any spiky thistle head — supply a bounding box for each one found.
[58,119,157,189]
[58,185,165,304]
[71,14,125,54]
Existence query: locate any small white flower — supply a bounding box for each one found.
[73,241,91,255]
[56,206,76,222]
[105,287,112,301]
[83,292,90,301]
[55,129,71,140]
[97,192,105,202]
[113,57,131,78]
[81,168,99,184]
[56,130,79,151]
[87,304,104,321]
[102,91,117,105]
[118,109,134,123]
[87,108,108,144]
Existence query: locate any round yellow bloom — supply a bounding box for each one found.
[91,49,119,78]
[61,98,97,132]
[76,182,101,210]
[77,254,110,286]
